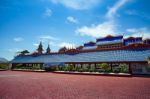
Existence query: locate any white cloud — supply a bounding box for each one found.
[33,40,55,47]
[67,16,78,24]
[126,27,150,39]
[126,28,139,33]
[43,8,52,17]
[39,35,59,41]
[50,0,101,10]
[76,21,118,38]
[106,0,129,19]
[13,37,24,42]
[33,43,39,47]
[58,42,76,48]
[76,0,130,38]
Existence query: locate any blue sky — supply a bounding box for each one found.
[0,0,150,60]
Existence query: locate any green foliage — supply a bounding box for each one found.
[89,68,95,72]
[68,65,74,71]
[78,68,83,72]
[61,65,77,71]
[15,64,23,69]
[32,64,41,70]
[112,68,120,73]
[72,66,77,71]
[119,64,129,73]
[17,50,29,55]
[0,64,8,69]
[53,63,129,73]
[14,64,42,70]
[56,66,60,71]
[75,66,81,72]
[100,63,109,72]
[86,65,91,70]
[61,66,69,71]
[59,66,65,71]
[82,68,89,72]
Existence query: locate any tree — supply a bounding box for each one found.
[46,44,51,54]
[37,41,43,54]
[17,50,29,55]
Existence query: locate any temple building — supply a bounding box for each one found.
[11,35,150,74]
[124,37,143,46]
[96,35,123,49]
[83,41,96,50]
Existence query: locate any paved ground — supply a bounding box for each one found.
[0,71,150,99]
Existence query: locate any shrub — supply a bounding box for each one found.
[89,68,95,72]
[55,67,60,71]
[71,66,74,71]
[100,63,110,72]
[82,68,89,72]
[62,66,68,71]
[14,64,23,69]
[0,64,8,69]
[113,68,120,73]
[119,64,129,73]
[59,66,63,71]
[57,66,63,71]
[32,65,41,70]
[76,66,81,71]
[86,65,90,70]
[13,64,43,70]
[78,68,83,72]
[67,65,74,71]
[72,66,79,71]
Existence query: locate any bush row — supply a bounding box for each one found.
[13,64,42,70]
[56,63,129,73]
[0,64,9,70]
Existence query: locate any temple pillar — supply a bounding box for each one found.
[110,63,113,71]
[94,63,96,69]
[81,64,83,68]
[129,63,132,74]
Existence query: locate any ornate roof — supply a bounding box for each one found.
[124,37,142,41]
[11,48,150,63]
[96,35,123,42]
